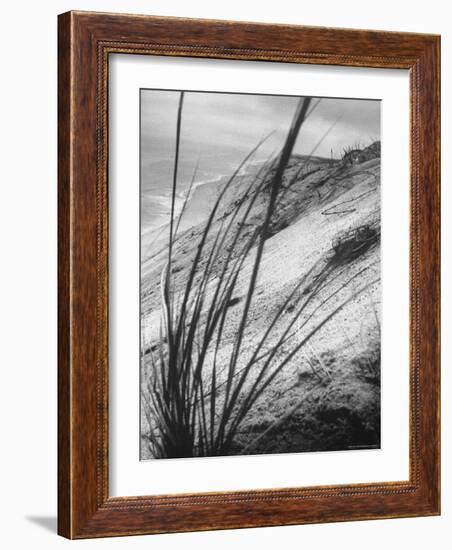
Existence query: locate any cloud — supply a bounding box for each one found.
[141,89,380,168]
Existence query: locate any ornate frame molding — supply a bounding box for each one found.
[58,11,440,538]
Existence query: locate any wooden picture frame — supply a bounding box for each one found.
[58,10,440,539]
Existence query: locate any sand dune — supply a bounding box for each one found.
[141,145,381,457]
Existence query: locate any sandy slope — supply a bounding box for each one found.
[140,147,381,457]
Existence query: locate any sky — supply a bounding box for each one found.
[140,89,380,229]
[141,89,380,170]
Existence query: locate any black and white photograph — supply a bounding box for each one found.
[140,89,381,460]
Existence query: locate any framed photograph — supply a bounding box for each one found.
[58,11,440,539]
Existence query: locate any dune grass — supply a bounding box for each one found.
[143,94,379,458]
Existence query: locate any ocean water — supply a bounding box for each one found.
[141,148,265,232]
